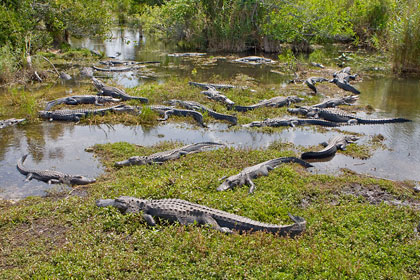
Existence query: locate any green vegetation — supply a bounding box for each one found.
[1,143,419,278]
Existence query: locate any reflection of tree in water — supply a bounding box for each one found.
[45,122,70,141]
[0,127,22,160]
[24,124,47,162]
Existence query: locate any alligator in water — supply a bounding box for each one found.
[233,56,275,65]
[165,100,237,125]
[60,72,72,80]
[330,67,360,94]
[149,105,206,127]
[301,135,359,160]
[17,154,96,185]
[0,118,25,129]
[92,65,145,72]
[92,78,149,103]
[305,77,328,94]
[115,142,224,167]
[233,96,303,112]
[39,104,136,122]
[96,196,306,236]
[242,117,339,128]
[99,60,160,66]
[218,157,313,194]
[168,53,206,57]
[45,95,121,110]
[80,67,94,78]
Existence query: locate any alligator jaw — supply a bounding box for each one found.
[69,176,96,185]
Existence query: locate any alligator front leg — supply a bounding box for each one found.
[142,213,156,226]
[48,179,61,185]
[245,176,256,194]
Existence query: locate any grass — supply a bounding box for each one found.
[1,142,419,278]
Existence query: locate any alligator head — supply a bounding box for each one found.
[67,175,96,185]
[345,135,359,143]
[96,196,148,214]
[115,156,148,167]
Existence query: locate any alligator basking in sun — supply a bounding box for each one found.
[96,196,306,236]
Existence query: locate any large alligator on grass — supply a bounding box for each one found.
[17,154,96,185]
[45,95,121,110]
[115,142,224,167]
[92,78,148,102]
[39,104,136,122]
[189,81,236,90]
[149,105,206,127]
[96,196,306,236]
[305,77,328,94]
[286,95,359,116]
[243,117,339,128]
[330,67,360,94]
[166,100,237,125]
[288,107,411,124]
[218,157,313,194]
[301,135,359,160]
[233,96,303,112]
[0,118,25,129]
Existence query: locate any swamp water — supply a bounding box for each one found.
[1,28,419,199]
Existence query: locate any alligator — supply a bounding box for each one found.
[200,87,235,107]
[96,196,306,236]
[233,96,303,112]
[92,65,144,72]
[165,100,237,125]
[17,154,96,185]
[45,95,121,110]
[301,135,359,160]
[115,142,224,167]
[242,117,339,128]
[310,62,325,68]
[0,118,25,129]
[330,67,360,94]
[149,105,206,127]
[218,157,313,194]
[92,78,148,103]
[310,108,411,124]
[99,60,160,66]
[189,81,236,90]
[39,104,136,122]
[304,77,328,94]
[59,72,72,80]
[311,95,359,108]
[233,56,275,65]
[168,53,206,57]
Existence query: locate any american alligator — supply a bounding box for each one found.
[45,95,121,110]
[92,78,148,103]
[189,81,236,90]
[150,105,206,127]
[200,87,235,107]
[233,96,303,112]
[310,62,325,68]
[218,157,313,194]
[304,77,328,94]
[311,95,359,108]
[0,118,25,129]
[166,100,237,125]
[242,117,339,128]
[301,135,359,160]
[115,142,224,167]
[99,60,160,66]
[92,65,144,72]
[310,108,411,124]
[330,67,360,94]
[17,154,96,185]
[233,56,275,65]
[96,196,306,236]
[168,53,206,57]
[39,104,136,122]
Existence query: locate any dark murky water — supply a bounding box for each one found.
[1,28,419,199]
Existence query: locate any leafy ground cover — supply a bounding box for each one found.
[1,142,419,278]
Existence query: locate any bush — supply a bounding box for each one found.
[0,45,19,84]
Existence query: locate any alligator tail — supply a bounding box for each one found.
[275,157,313,168]
[233,105,252,112]
[358,117,411,124]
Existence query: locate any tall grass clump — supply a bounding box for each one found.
[388,1,420,73]
[0,45,19,84]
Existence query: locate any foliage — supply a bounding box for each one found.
[388,0,420,73]
[0,45,18,83]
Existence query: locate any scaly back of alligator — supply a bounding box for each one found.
[319,108,411,124]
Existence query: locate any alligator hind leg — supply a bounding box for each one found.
[202,214,233,234]
[25,173,33,181]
